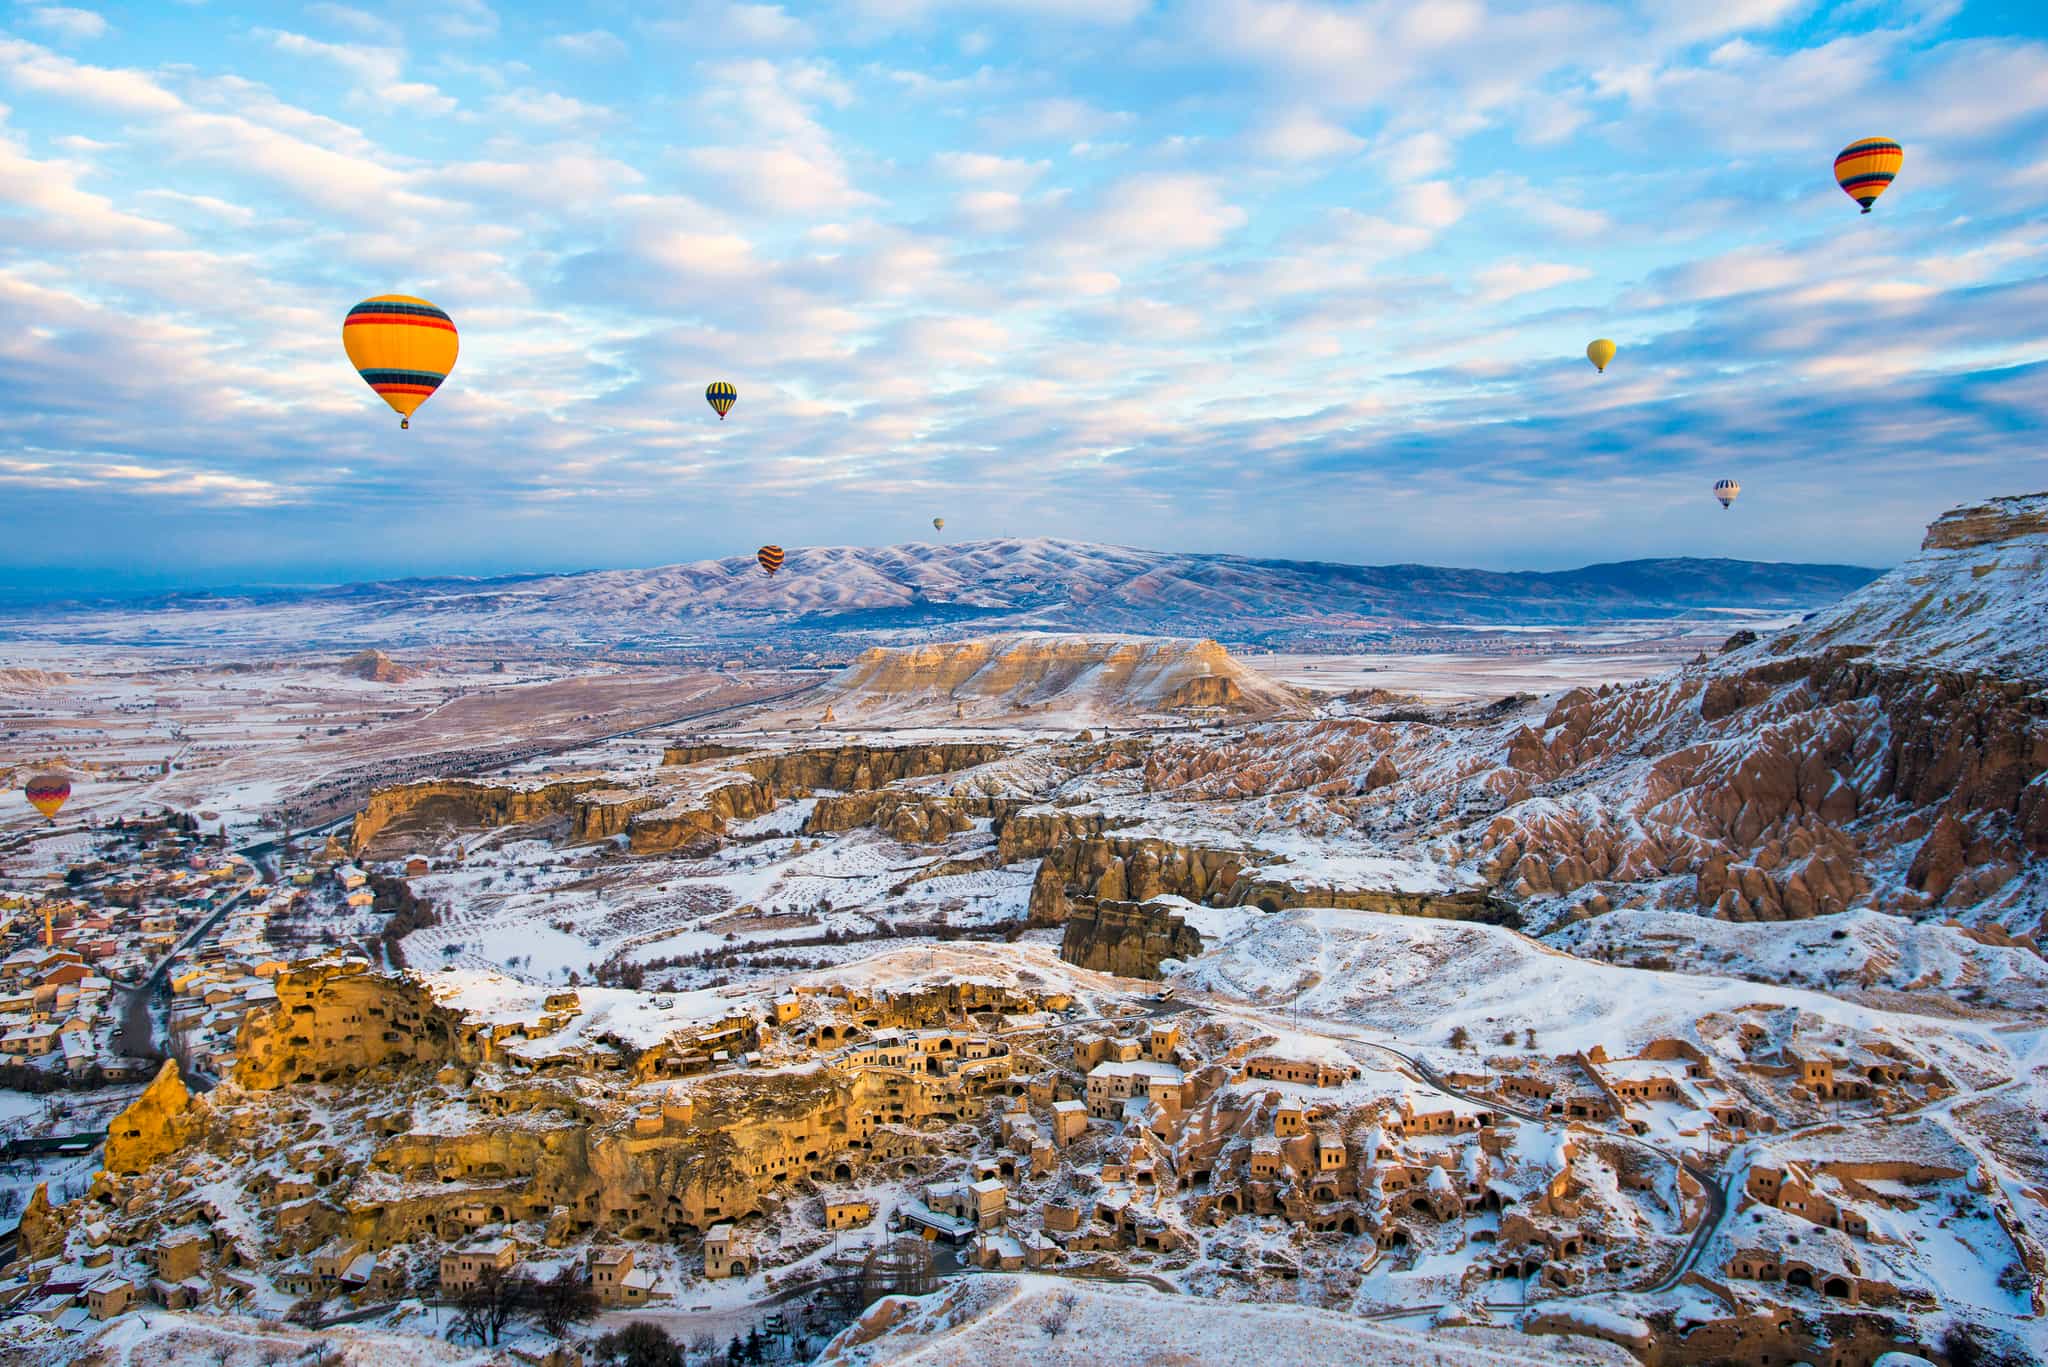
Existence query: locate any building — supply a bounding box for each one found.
[825,1200,873,1230]
[438,1238,517,1292]
[704,1225,752,1279]
[590,1248,657,1306]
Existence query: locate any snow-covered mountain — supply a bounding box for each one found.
[0,538,1879,650]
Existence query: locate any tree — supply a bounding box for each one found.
[592,1322,684,1367]
[528,1265,597,1338]
[450,1265,521,1347]
[1448,1025,1471,1050]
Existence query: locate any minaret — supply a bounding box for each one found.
[42,905,55,949]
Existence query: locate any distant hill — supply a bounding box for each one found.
[0,538,1881,650]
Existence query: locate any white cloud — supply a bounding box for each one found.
[22,6,108,41]
[1400,180,1464,230]
[547,29,628,61]
[434,0,499,40]
[1247,107,1362,163]
[1472,260,1591,301]
[262,30,456,115]
[1380,130,1451,181]
[1065,174,1247,257]
[932,151,1047,187]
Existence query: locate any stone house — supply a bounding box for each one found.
[439,1238,517,1292]
[825,1200,873,1230]
[590,1248,657,1306]
[704,1225,752,1279]
[86,1277,138,1320]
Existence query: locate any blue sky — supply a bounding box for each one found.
[0,0,2045,589]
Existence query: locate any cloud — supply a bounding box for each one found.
[261,30,456,115]
[433,0,499,40]
[1062,173,1247,258]
[1246,107,1362,163]
[1472,260,1592,301]
[933,151,1048,187]
[20,6,107,41]
[546,29,628,61]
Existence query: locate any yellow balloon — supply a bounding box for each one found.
[1586,339,1616,374]
[343,295,459,430]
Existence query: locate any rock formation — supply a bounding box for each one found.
[825,635,1306,721]
[351,777,608,852]
[105,1059,202,1176]
[1059,899,1204,979]
[338,648,421,683]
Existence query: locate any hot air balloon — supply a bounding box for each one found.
[1586,339,1616,374]
[1834,138,1903,214]
[932,517,945,533]
[707,382,737,420]
[342,296,458,430]
[1714,479,1740,510]
[757,544,784,576]
[24,772,69,822]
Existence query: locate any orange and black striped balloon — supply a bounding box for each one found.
[756,544,784,576]
[24,773,69,821]
[1834,137,1902,213]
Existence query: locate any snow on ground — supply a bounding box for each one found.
[1172,907,2020,1088]
[815,1274,1639,1366]
[46,1305,505,1365]
[1548,907,2048,1017]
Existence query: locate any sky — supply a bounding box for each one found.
[0,0,2045,591]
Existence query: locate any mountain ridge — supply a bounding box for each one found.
[0,537,1883,649]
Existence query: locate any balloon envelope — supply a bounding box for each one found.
[1586,339,1616,373]
[1834,138,1902,213]
[1714,479,1741,509]
[707,382,737,419]
[343,296,457,429]
[24,773,69,821]
[756,544,784,576]
[932,517,945,532]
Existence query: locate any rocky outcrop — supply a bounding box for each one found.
[660,742,755,767]
[351,778,608,852]
[735,743,1012,792]
[1026,834,1251,924]
[105,1059,202,1176]
[573,791,665,841]
[1059,900,1204,979]
[1922,493,2048,551]
[826,635,1307,719]
[235,961,465,1090]
[1162,675,1249,711]
[807,792,1022,844]
[338,648,420,683]
[1232,875,1510,924]
[14,1182,59,1259]
[627,778,779,854]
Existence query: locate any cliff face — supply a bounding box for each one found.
[105,1059,201,1176]
[627,778,778,854]
[1026,833,1251,924]
[234,962,466,1090]
[825,635,1306,721]
[351,778,607,853]
[1143,493,2048,933]
[807,792,1021,844]
[1059,900,1204,979]
[736,742,1012,791]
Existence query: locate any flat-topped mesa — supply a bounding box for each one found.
[1921,492,2048,551]
[826,634,1307,721]
[350,776,609,853]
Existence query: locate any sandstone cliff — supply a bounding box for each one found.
[1141,493,2048,932]
[824,634,1306,722]
[234,961,466,1089]
[105,1059,201,1176]
[350,777,609,853]
[1059,900,1204,979]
